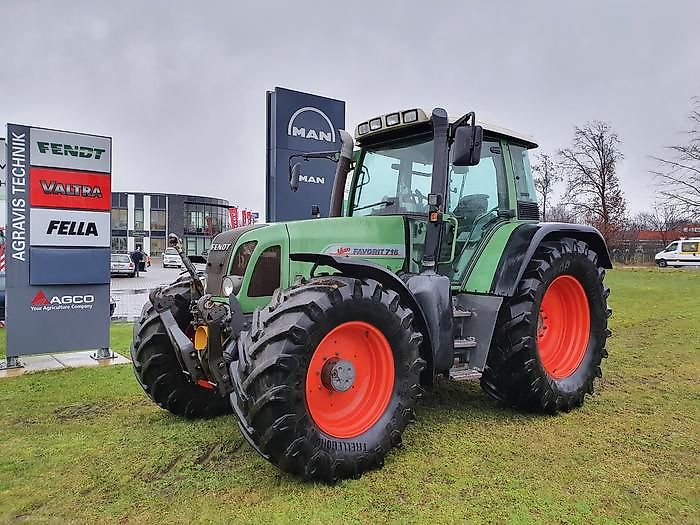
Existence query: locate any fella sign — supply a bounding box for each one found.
[5,124,111,356]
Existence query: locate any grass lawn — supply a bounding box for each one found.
[0,269,698,524]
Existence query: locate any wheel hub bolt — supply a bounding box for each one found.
[321,358,355,392]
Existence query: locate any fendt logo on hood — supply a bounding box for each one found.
[30,290,95,311]
[287,107,336,142]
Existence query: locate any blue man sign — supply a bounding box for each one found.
[266,87,345,222]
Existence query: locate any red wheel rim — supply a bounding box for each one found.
[306,321,395,439]
[537,275,590,379]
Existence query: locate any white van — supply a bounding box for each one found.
[655,238,700,267]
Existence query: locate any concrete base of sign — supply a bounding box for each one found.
[0,350,130,379]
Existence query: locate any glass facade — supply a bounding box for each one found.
[151,210,166,230]
[110,192,233,257]
[150,237,166,256]
[134,209,144,230]
[112,236,127,252]
[184,202,231,236]
[111,208,127,229]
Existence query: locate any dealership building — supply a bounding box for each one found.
[110,192,231,256]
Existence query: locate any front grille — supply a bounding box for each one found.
[517,201,540,220]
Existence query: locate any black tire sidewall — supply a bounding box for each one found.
[532,249,606,396]
[294,297,417,461]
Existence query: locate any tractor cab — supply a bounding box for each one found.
[309,108,539,282]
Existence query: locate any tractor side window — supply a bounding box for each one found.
[447,139,508,283]
[509,144,537,204]
[447,140,505,229]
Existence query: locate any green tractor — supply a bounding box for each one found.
[131,108,611,482]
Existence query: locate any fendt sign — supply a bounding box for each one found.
[5,124,111,355]
[266,87,345,222]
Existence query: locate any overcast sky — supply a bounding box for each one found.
[2,1,699,216]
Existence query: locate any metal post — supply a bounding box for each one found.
[91,347,115,360]
[0,356,24,370]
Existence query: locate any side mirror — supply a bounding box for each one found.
[452,125,483,167]
[289,162,301,192]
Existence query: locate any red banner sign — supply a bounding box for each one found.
[29,167,111,211]
[229,206,239,228]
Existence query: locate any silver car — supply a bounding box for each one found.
[110,253,136,277]
[162,247,183,268]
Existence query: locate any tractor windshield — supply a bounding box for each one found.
[351,135,434,216]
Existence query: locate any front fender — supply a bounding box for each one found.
[290,253,444,384]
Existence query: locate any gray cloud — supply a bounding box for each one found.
[2,0,699,215]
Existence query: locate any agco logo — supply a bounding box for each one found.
[30,290,95,312]
[287,106,336,143]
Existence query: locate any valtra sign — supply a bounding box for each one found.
[29,166,111,210]
[6,123,111,356]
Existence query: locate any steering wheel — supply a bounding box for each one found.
[411,188,429,210]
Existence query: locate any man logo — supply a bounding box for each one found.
[287,107,336,143]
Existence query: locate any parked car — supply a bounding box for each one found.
[162,247,182,268]
[111,253,136,277]
[655,238,700,267]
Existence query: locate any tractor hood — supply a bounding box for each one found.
[206,215,408,313]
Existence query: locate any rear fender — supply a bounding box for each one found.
[490,223,612,297]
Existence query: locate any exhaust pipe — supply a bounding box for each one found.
[329,129,354,217]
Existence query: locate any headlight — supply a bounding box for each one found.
[402,109,418,123]
[369,118,382,131]
[222,275,243,296]
[386,113,400,126]
[357,122,370,135]
[222,276,235,296]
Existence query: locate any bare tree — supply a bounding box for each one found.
[651,98,700,216]
[559,121,628,245]
[532,153,562,221]
[547,202,578,223]
[632,203,687,245]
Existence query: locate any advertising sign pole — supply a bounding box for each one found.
[5,124,112,360]
[265,87,345,222]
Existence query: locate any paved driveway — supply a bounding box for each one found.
[111,261,185,321]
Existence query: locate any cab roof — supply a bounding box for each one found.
[354,107,538,149]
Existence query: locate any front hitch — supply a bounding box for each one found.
[168,233,205,298]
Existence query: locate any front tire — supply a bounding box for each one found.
[481,237,610,413]
[130,280,232,418]
[230,276,425,482]
[657,259,667,268]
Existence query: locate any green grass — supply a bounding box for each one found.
[0,269,698,524]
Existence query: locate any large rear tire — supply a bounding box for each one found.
[481,237,610,413]
[130,280,232,418]
[230,276,425,482]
